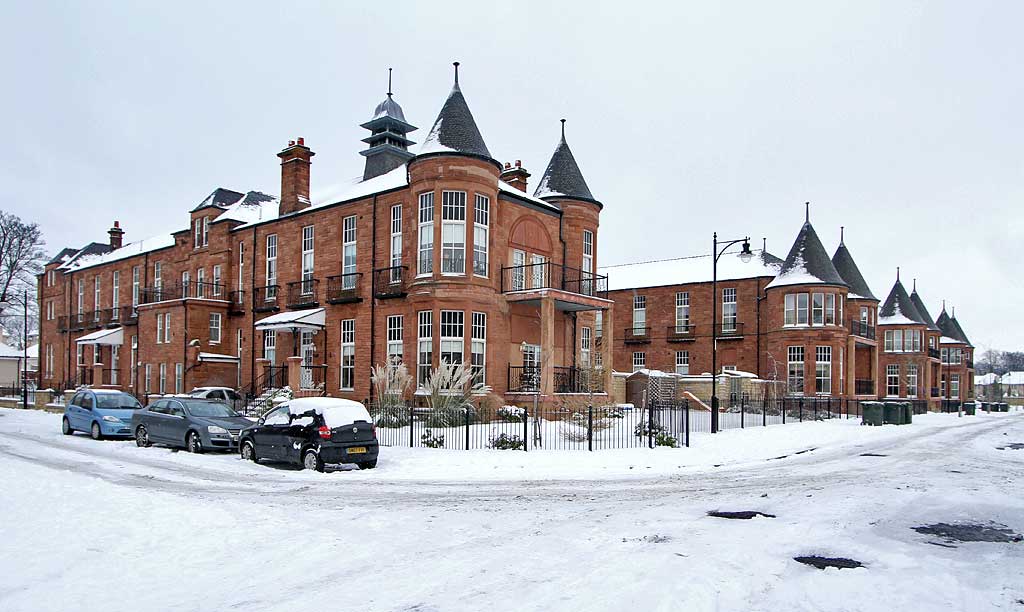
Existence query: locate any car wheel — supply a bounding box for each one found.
[62,418,73,435]
[186,431,203,454]
[90,422,103,441]
[358,459,378,470]
[135,425,151,448]
[240,440,258,463]
[302,449,324,472]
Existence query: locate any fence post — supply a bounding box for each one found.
[762,394,767,427]
[588,405,594,452]
[523,405,528,452]
[465,406,470,450]
[800,399,804,422]
[409,405,414,448]
[741,404,745,429]
[648,403,654,449]
[684,401,690,448]
[782,399,786,424]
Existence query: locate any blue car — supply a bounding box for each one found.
[62,389,142,440]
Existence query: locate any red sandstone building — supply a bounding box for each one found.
[38,66,612,406]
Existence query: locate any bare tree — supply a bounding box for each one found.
[0,211,46,309]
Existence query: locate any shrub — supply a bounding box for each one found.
[654,431,678,447]
[424,405,477,428]
[374,404,410,428]
[421,429,445,448]
[634,419,667,438]
[488,432,524,450]
[498,405,525,423]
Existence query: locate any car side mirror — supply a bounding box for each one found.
[257,417,265,426]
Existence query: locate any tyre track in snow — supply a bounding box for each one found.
[0,416,1017,510]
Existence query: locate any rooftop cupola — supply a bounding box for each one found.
[534,119,601,207]
[831,227,878,301]
[418,62,497,167]
[766,203,847,290]
[360,68,417,180]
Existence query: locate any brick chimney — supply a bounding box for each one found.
[500,160,530,192]
[108,221,124,249]
[277,137,315,216]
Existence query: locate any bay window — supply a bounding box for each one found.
[441,191,466,274]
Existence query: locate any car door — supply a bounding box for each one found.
[281,412,314,464]
[76,392,96,430]
[66,392,84,429]
[144,400,169,442]
[253,406,290,459]
[164,400,189,447]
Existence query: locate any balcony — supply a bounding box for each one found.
[623,327,652,344]
[508,365,540,393]
[86,309,106,330]
[228,291,246,316]
[928,347,941,359]
[500,261,609,299]
[106,306,138,327]
[850,320,876,340]
[966,359,974,369]
[140,284,183,304]
[373,266,407,299]
[855,379,875,395]
[286,279,320,309]
[253,285,280,313]
[553,366,605,394]
[326,273,363,304]
[57,315,69,333]
[714,322,745,339]
[181,281,225,300]
[666,324,696,342]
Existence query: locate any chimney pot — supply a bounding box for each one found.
[504,162,511,169]
[288,140,295,146]
[298,137,305,146]
[515,160,521,167]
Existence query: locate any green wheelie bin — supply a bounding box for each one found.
[883,401,904,425]
[861,401,884,426]
[902,402,913,424]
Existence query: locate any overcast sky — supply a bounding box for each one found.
[2,1,1021,351]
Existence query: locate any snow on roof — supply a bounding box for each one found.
[600,250,780,292]
[498,181,560,212]
[764,254,824,289]
[419,116,456,155]
[59,233,176,272]
[1001,372,1024,385]
[939,336,964,345]
[975,373,998,385]
[0,343,24,359]
[214,192,278,225]
[877,310,920,326]
[286,397,372,428]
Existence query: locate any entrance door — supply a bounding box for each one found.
[299,330,315,389]
[522,344,541,392]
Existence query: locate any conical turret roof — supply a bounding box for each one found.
[879,278,926,326]
[765,216,848,289]
[937,307,973,347]
[534,121,599,205]
[418,66,492,162]
[909,284,940,331]
[951,315,973,348]
[831,234,877,301]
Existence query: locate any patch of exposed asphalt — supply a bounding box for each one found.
[794,556,863,570]
[913,522,1022,544]
[707,510,776,520]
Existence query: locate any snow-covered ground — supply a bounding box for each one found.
[0,408,1021,611]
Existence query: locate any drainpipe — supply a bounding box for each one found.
[369,194,378,399]
[250,227,257,388]
[756,281,766,378]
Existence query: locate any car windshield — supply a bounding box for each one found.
[185,401,237,418]
[95,393,142,409]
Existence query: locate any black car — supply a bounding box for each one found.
[238,397,379,471]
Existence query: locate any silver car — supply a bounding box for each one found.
[131,398,254,453]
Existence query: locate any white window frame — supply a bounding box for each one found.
[417,311,433,387]
[473,195,489,277]
[340,319,355,390]
[175,363,183,394]
[196,268,205,299]
[907,364,918,398]
[163,313,171,344]
[159,363,167,395]
[886,364,900,397]
[812,293,824,326]
[632,295,646,335]
[265,234,278,299]
[264,330,276,364]
[77,279,84,321]
[580,326,592,366]
[111,271,119,319]
[787,346,805,395]
[342,216,357,289]
[209,312,222,344]
[440,310,464,364]
[471,312,486,384]
[93,276,101,320]
[511,249,526,291]
[390,204,403,278]
[212,264,222,296]
[441,191,466,275]
[675,350,689,375]
[722,287,737,332]
[144,364,151,394]
[156,313,163,344]
[132,266,140,307]
[632,352,646,372]
[417,192,434,276]
[675,292,690,332]
[387,315,404,363]
[301,225,315,293]
[825,293,836,325]
[815,346,831,395]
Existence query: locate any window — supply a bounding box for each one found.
[417,192,434,275]
[45,344,53,378]
[632,295,646,335]
[885,330,904,352]
[440,310,464,364]
[787,346,805,395]
[202,217,209,247]
[47,269,54,286]
[390,205,403,279]
[265,234,278,298]
[675,350,690,375]
[722,288,737,332]
[212,265,222,296]
[237,329,243,357]
[886,364,900,397]
[175,363,183,394]
[163,313,171,344]
[181,271,191,298]
[156,313,163,344]
[825,294,835,325]
[595,311,603,339]
[951,374,960,399]
[860,306,869,325]
[417,311,432,387]
[132,266,140,307]
[785,293,810,326]
[473,195,489,277]
[510,250,526,290]
[582,230,594,277]
[194,218,201,248]
[46,300,54,321]
[111,271,120,318]
[342,216,357,288]
[264,330,276,364]
[301,225,314,293]
[196,268,205,298]
[77,279,84,321]
[130,335,137,388]
[153,261,162,296]
[471,312,486,384]
[237,243,245,298]
[340,319,355,390]
[815,346,831,395]
[209,313,222,344]
[580,327,592,366]
[632,352,646,372]
[812,293,824,326]
[530,254,546,288]
[907,364,918,398]
[441,191,466,274]
[77,344,84,366]
[159,363,167,395]
[93,277,101,319]
[675,292,690,332]
[386,315,403,363]
[144,364,151,394]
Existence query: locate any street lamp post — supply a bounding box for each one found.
[710,233,753,433]
[22,290,28,409]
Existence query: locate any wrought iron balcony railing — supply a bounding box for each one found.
[666,324,696,342]
[623,327,652,344]
[373,266,408,299]
[500,261,608,298]
[286,279,320,309]
[850,320,876,340]
[253,285,280,312]
[326,273,363,304]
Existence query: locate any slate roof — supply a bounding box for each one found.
[418,81,492,161]
[909,286,940,331]
[879,279,927,326]
[47,247,80,265]
[534,124,598,205]
[760,250,784,266]
[191,188,246,213]
[937,309,973,347]
[831,240,878,301]
[951,316,973,347]
[765,221,848,289]
[56,242,114,271]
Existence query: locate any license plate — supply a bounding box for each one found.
[348,447,367,454]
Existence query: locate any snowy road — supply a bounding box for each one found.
[1,408,1022,611]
